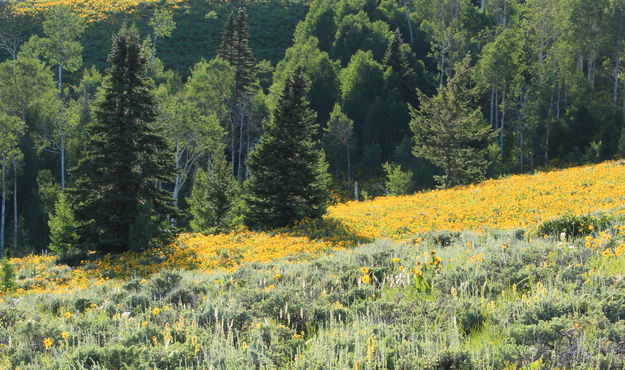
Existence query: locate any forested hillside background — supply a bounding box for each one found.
[1,0,624,256]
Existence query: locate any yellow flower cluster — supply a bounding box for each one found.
[329,161,625,239]
[8,0,183,22]
[4,161,625,297]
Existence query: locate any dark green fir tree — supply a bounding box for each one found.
[244,68,330,229]
[72,28,177,254]
[218,11,236,65]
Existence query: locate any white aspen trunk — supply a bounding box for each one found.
[60,133,65,190]
[480,0,485,11]
[0,154,5,258]
[346,144,351,183]
[545,89,554,165]
[500,86,506,157]
[490,85,495,127]
[556,84,561,120]
[237,104,245,181]
[614,47,621,104]
[231,118,236,176]
[494,87,499,130]
[173,141,182,208]
[402,0,415,45]
[12,157,16,252]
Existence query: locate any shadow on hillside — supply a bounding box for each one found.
[285,217,372,248]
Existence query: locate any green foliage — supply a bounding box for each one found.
[382,162,413,196]
[535,213,610,238]
[189,154,240,234]
[410,57,496,188]
[72,28,178,254]
[47,192,79,258]
[0,258,16,292]
[244,68,331,229]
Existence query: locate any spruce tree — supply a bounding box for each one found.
[409,57,495,188]
[72,28,177,254]
[218,11,236,64]
[233,8,257,97]
[244,68,330,229]
[384,29,417,103]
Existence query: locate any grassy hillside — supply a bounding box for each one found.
[2,161,625,367]
[4,0,308,74]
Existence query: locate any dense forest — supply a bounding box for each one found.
[0,0,624,256]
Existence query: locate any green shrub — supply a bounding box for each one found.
[0,258,16,292]
[456,301,486,336]
[535,213,609,238]
[148,270,182,299]
[603,291,625,323]
[383,162,414,196]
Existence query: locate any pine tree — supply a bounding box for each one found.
[232,8,257,97]
[409,57,496,188]
[72,28,177,254]
[189,153,239,234]
[244,68,330,229]
[48,192,79,258]
[384,29,417,103]
[218,11,236,64]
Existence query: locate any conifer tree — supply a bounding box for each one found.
[409,57,495,188]
[244,68,330,229]
[218,11,236,65]
[72,28,177,254]
[384,29,417,103]
[233,8,257,97]
[189,153,239,233]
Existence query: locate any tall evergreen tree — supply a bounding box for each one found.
[409,57,496,188]
[244,68,330,229]
[218,11,236,64]
[384,29,417,103]
[72,28,177,254]
[233,8,257,97]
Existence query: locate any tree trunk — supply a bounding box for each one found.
[173,142,181,208]
[480,0,486,11]
[614,47,621,104]
[490,85,495,127]
[346,144,351,183]
[0,154,5,258]
[500,86,506,157]
[556,84,561,120]
[237,105,245,181]
[12,156,17,252]
[402,0,415,45]
[231,118,236,176]
[58,64,63,93]
[60,133,65,190]
[545,89,554,165]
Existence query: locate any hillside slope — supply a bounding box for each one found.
[4,160,625,295]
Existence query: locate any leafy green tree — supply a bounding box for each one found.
[48,192,79,258]
[0,257,15,292]
[410,57,496,188]
[73,28,177,254]
[332,11,391,65]
[189,153,239,234]
[0,113,24,258]
[323,104,354,181]
[383,162,414,195]
[149,8,176,63]
[20,5,84,93]
[270,37,339,125]
[244,68,330,229]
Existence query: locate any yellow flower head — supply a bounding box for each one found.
[273,273,282,279]
[163,305,171,311]
[43,337,53,349]
[360,267,369,274]
[61,331,70,340]
[142,321,148,327]
[392,257,400,264]
[361,275,371,284]
[152,307,161,316]
[64,312,72,319]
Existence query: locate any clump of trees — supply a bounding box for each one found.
[1,0,625,257]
